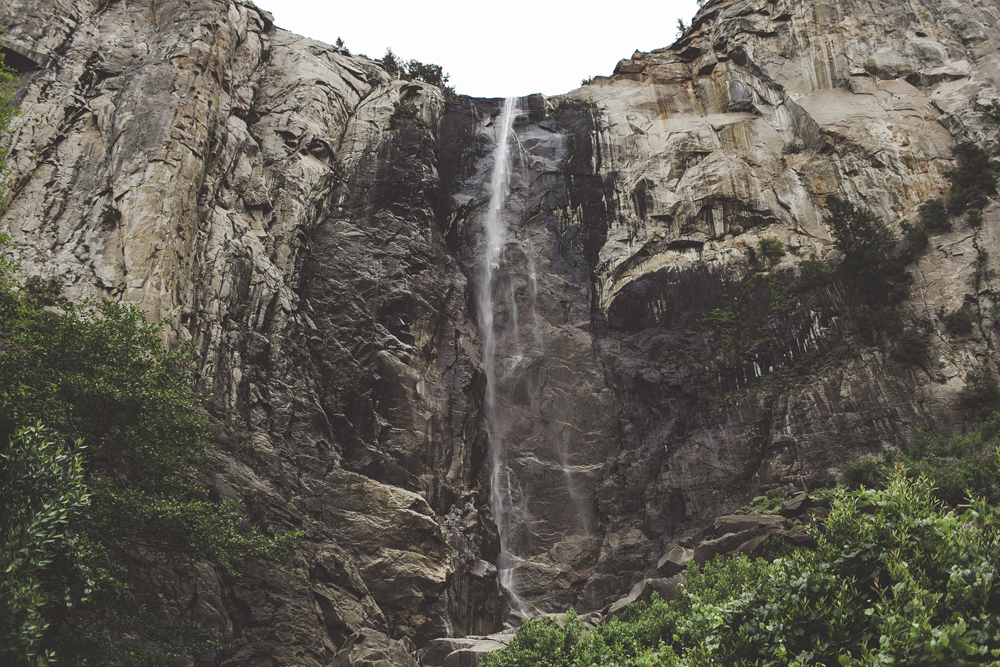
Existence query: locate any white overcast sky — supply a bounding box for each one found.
[252,0,702,98]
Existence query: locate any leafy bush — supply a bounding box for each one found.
[758,235,786,265]
[841,415,1000,504]
[794,258,831,292]
[378,48,402,77]
[947,140,996,214]
[961,367,1000,419]
[378,48,455,96]
[918,197,951,232]
[973,248,994,287]
[898,218,929,261]
[1,424,89,667]
[389,100,428,129]
[892,329,930,364]
[824,196,909,330]
[841,450,896,490]
[782,141,802,155]
[0,45,20,209]
[968,207,983,229]
[944,305,976,334]
[0,256,299,664]
[481,466,1000,667]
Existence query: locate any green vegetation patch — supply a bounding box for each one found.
[841,411,1000,505]
[947,140,996,214]
[945,305,976,335]
[0,234,300,666]
[482,465,1000,667]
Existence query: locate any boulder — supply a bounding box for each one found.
[656,546,694,576]
[328,629,417,667]
[713,514,786,537]
[419,636,511,667]
[606,575,685,618]
[776,530,819,550]
[781,493,813,517]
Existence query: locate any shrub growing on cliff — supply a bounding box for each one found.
[0,247,299,664]
[781,141,802,155]
[945,305,976,334]
[389,99,428,129]
[968,207,984,229]
[961,367,1000,419]
[378,48,455,97]
[892,329,930,364]
[794,258,831,292]
[0,43,22,209]
[918,197,951,232]
[947,140,996,214]
[757,235,786,266]
[841,415,1000,504]
[824,196,909,331]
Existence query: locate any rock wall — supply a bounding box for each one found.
[548,0,1000,597]
[4,0,1000,662]
[1,0,503,662]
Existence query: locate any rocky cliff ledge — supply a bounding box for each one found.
[3,0,1000,663]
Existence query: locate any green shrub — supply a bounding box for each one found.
[841,416,1000,504]
[906,427,945,460]
[899,219,929,260]
[389,100,428,129]
[944,305,976,334]
[98,204,120,230]
[841,451,895,490]
[968,207,983,228]
[757,236,786,266]
[379,48,401,77]
[0,45,20,209]
[824,196,909,326]
[22,275,62,306]
[960,367,1000,419]
[0,271,300,664]
[947,140,996,214]
[781,141,802,155]
[481,466,1000,667]
[918,197,951,232]
[1,424,89,667]
[378,48,454,95]
[794,258,831,292]
[973,248,994,286]
[892,329,930,364]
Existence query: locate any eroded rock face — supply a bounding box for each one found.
[545,0,1000,603]
[1,0,503,661]
[4,0,1000,661]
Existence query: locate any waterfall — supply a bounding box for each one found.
[477,95,597,618]
[477,96,529,615]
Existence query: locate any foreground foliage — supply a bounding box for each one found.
[481,465,1000,667]
[0,237,298,665]
[842,412,1000,505]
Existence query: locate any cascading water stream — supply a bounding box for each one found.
[477,96,529,615]
[477,95,597,617]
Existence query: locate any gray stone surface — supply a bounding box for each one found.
[419,636,511,667]
[328,629,418,667]
[3,0,1000,662]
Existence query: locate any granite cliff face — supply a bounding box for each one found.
[3,0,1000,663]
